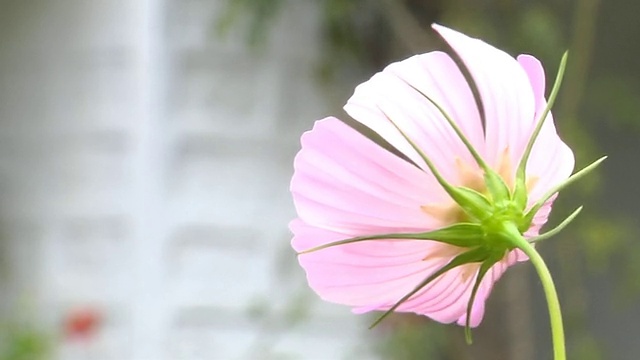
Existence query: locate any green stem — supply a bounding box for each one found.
[508,230,566,360]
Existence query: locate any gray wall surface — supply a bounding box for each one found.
[0,1,371,359]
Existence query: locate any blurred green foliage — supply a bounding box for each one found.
[373,316,446,360]
[216,0,285,47]
[0,324,50,360]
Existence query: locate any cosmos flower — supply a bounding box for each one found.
[290,24,587,332]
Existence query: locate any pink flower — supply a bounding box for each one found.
[290,24,575,329]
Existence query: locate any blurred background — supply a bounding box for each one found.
[0,0,638,359]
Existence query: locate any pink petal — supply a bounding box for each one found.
[515,55,574,235]
[294,216,517,326]
[396,249,520,327]
[516,55,575,203]
[432,24,536,174]
[517,55,546,102]
[293,221,522,326]
[290,118,503,323]
[344,51,484,184]
[430,24,573,229]
[291,117,450,235]
[456,257,510,327]
[292,218,455,308]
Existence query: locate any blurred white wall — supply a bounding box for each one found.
[0,0,371,359]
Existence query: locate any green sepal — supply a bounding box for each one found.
[528,206,583,244]
[369,246,489,329]
[513,53,569,212]
[464,256,501,344]
[523,156,606,227]
[297,223,486,255]
[450,186,493,221]
[483,169,511,205]
[512,175,529,212]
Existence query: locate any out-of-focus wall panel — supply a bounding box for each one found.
[0,0,371,359]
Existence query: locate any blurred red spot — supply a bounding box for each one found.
[64,308,101,339]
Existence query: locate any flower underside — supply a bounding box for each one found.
[297,51,605,343]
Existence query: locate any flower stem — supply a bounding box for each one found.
[508,228,566,360]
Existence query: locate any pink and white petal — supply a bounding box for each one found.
[292,218,462,308]
[525,201,553,238]
[516,55,575,203]
[292,117,450,235]
[407,250,518,327]
[432,24,536,170]
[346,250,519,326]
[457,259,507,327]
[344,51,484,184]
[291,112,526,326]
[395,265,477,324]
[384,52,486,154]
[517,55,546,104]
[525,124,574,203]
